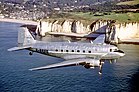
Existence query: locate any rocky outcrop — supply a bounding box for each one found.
[36,21,52,36]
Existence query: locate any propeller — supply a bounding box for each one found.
[99,60,104,75]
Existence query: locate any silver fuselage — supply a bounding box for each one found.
[28,41,124,60]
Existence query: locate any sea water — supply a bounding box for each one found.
[0,22,139,92]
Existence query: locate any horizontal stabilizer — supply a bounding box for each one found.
[8,46,31,51]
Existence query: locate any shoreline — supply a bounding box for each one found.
[0,18,37,25]
[120,38,139,45]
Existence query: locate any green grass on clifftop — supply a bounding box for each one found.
[43,12,139,24]
[69,12,139,23]
[117,0,139,5]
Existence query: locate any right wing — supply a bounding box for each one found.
[29,58,101,71]
[92,34,105,44]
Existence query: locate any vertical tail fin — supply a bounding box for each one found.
[18,27,36,46]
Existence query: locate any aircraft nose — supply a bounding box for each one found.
[117,50,124,54]
[119,53,125,57]
[114,50,125,57]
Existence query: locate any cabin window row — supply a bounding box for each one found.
[55,49,92,53]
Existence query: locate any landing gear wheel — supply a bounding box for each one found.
[29,52,33,55]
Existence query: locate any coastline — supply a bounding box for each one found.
[120,38,139,45]
[0,18,139,44]
[0,18,37,25]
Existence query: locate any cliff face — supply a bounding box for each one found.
[115,23,139,39]
[106,22,139,43]
[35,19,139,43]
[36,20,110,36]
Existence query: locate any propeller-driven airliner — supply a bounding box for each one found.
[8,27,125,74]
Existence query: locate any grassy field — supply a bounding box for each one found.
[44,12,139,24]
[69,12,139,23]
[43,13,94,25]
[117,0,139,5]
[42,0,139,24]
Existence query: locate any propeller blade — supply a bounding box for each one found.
[99,61,104,75]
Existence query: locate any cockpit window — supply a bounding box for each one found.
[114,50,124,53]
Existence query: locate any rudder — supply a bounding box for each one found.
[18,27,36,46]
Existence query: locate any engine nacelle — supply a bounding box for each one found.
[84,59,100,69]
[84,63,91,69]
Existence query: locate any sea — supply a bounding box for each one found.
[0,22,139,92]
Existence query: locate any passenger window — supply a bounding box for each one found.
[55,49,58,51]
[110,49,112,52]
[88,51,91,53]
[83,50,85,53]
[66,50,68,52]
[77,50,80,52]
[71,50,74,52]
[61,50,63,52]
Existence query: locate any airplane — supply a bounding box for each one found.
[8,27,125,74]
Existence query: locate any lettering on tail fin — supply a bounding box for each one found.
[18,27,36,46]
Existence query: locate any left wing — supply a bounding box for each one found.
[29,58,101,71]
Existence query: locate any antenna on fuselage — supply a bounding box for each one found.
[90,40,93,44]
[68,40,71,43]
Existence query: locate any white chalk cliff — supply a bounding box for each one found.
[35,20,139,43]
[106,22,139,43]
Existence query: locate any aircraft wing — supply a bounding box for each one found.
[8,46,32,51]
[92,34,105,44]
[29,58,97,71]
